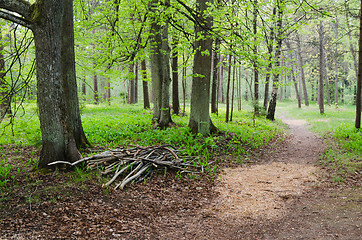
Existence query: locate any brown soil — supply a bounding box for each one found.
[1,117,361,239]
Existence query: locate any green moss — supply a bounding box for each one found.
[30,0,43,22]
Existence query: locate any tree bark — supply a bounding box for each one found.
[334,18,339,105]
[189,0,216,135]
[266,0,283,121]
[218,55,224,103]
[355,0,362,129]
[225,54,232,123]
[171,37,180,115]
[0,28,11,119]
[62,0,89,147]
[253,0,259,114]
[211,38,220,114]
[129,63,136,104]
[33,0,82,168]
[318,21,325,114]
[141,59,150,109]
[296,33,309,106]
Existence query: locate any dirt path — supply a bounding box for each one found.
[158,116,361,240]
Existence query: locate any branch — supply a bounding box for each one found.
[0,10,32,28]
[0,0,32,19]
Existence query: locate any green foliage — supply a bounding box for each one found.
[0,160,12,190]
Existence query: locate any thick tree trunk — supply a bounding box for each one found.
[141,59,150,109]
[355,0,362,129]
[189,0,216,135]
[318,21,325,114]
[34,0,81,168]
[62,0,89,147]
[296,33,309,106]
[171,38,180,115]
[211,38,220,114]
[266,0,283,121]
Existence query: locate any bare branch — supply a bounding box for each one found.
[0,10,32,28]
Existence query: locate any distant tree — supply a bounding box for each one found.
[355,0,362,129]
[318,21,325,114]
[0,29,11,119]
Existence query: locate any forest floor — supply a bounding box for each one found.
[0,116,361,239]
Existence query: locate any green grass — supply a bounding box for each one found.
[278,102,361,183]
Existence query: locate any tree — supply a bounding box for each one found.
[171,37,180,115]
[0,0,88,168]
[295,33,309,106]
[356,0,362,129]
[267,0,284,121]
[318,21,325,114]
[0,29,11,119]
[149,0,172,128]
[189,0,216,135]
[141,59,150,109]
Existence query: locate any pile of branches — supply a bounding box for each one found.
[49,145,202,190]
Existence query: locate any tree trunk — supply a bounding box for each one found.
[318,21,325,114]
[129,63,136,104]
[34,0,82,168]
[296,33,309,106]
[325,54,331,105]
[62,0,89,148]
[211,38,220,114]
[253,0,259,114]
[141,59,150,109]
[230,59,236,121]
[158,9,172,128]
[225,54,232,123]
[355,0,362,129]
[171,38,180,115]
[135,61,138,103]
[266,0,283,121]
[189,0,216,135]
[0,29,11,119]
[218,55,224,103]
[334,18,339,105]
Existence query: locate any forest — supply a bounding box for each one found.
[0,0,361,239]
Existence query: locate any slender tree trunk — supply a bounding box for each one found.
[182,53,187,115]
[296,33,309,106]
[0,29,10,119]
[325,54,331,105]
[211,38,220,114]
[225,54,232,123]
[171,37,180,115]
[318,21,325,114]
[218,55,224,103]
[189,0,216,135]
[135,61,138,103]
[267,0,283,121]
[158,9,172,128]
[230,59,236,121]
[141,59,150,109]
[253,0,259,114]
[355,0,362,129]
[334,18,339,105]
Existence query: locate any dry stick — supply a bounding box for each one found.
[114,162,143,189]
[119,163,151,190]
[103,162,137,187]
